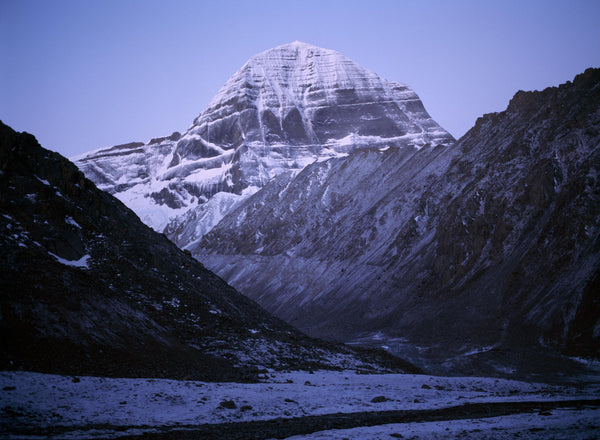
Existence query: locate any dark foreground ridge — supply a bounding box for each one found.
[6,399,598,440]
[0,121,417,381]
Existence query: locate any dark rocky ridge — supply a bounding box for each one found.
[0,122,418,381]
[195,68,600,375]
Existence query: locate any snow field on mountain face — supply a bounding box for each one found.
[175,191,254,250]
[1,370,598,439]
[204,41,391,114]
[114,187,195,232]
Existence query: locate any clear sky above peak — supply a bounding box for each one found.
[1,0,599,157]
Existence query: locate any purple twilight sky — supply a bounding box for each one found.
[1,0,599,158]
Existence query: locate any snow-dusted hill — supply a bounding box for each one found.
[74,41,453,247]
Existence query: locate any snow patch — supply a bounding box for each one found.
[65,216,82,229]
[35,175,50,185]
[48,252,91,269]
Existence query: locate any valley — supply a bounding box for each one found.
[2,369,599,439]
[73,44,600,379]
[2,40,599,439]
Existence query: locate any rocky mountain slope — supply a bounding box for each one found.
[195,69,600,374]
[0,122,417,381]
[73,41,453,247]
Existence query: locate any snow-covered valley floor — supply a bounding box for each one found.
[1,370,599,439]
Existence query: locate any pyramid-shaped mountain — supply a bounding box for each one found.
[74,42,453,248]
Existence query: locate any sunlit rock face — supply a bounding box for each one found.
[74,41,453,248]
[195,69,600,373]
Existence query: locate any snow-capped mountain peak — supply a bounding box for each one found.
[205,40,385,112]
[75,42,454,246]
[186,40,442,152]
